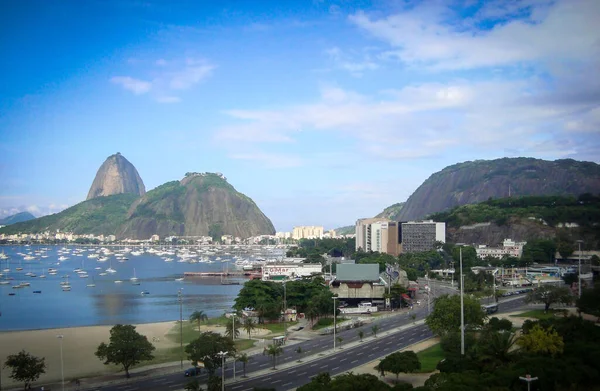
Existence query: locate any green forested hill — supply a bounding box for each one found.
[0,194,139,235]
[429,194,600,228]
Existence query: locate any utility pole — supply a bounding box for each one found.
[577,240,584,297]
[332,296,338,352]
[283,282,287,340]
[459,245,465,356]
[178,288,183,369]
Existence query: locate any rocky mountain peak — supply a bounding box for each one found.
[86,153,146,200]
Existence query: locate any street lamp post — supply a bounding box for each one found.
[178,288,183,369]
[458,244,465,356]
[57,335,65,391]
[283,282,287,339]
[577,240,584,298]
[519,374,538,391]
[218,351,228,391]
[332,296,338,352]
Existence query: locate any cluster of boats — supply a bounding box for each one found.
[0,244,287,295]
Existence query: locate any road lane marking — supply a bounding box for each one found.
[351,359,358,363]
[298,372,307,376]
[272,380,281,384]
[288,370,297,374]
[283,382,292,387]
[332,366,339,371]
[232,386,243,389]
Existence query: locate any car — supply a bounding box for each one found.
[184,367,201,377]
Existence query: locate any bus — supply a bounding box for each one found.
[481,304,499,315]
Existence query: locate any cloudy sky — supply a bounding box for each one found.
[1,0,599,231]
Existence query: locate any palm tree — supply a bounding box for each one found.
[225,317,240,340]
[336,336,343,349]
[265,344,283,369]
[371,324,380,338]
[295,346,303,362]
[243,317,256,339]
[358,330,364,342]
[238,353,250,377]
[189,310,208,334]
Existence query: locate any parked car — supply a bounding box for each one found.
[184,367,201,377]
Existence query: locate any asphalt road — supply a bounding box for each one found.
[84,285,527,391]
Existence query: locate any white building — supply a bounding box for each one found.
[261,263,323,281]
[475,239,527,259]
[292,226,324,240]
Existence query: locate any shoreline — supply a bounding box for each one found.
[0,318,181,333]
[0,320,182,388]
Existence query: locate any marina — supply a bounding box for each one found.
[0,244,286,331]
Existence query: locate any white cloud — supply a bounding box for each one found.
[110,57,215,102]
[349,0,600,71]
[214,78,600,162]
[228,152,304,168]
[168,59,214,90]
[325,46,379,76]
[110,76,152,95]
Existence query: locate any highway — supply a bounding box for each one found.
[84,285,528,391]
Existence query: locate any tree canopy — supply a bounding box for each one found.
[376,351,421,382]
[185,331,236,376]
[425,294,486,336]
[525,284,572,312]
[4,350,46,390]
[95,324,155,378]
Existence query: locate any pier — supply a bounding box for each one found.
[184,271,260,278]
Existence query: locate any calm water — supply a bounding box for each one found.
[0,245,278,331]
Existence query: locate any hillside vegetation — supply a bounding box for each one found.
[429,194,600,229]
[0,194,139,235]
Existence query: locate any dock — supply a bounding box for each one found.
[184,271,260,278]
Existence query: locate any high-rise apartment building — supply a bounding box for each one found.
[292,226,324,240]
[400,220,446,253]
[355,218,401,256]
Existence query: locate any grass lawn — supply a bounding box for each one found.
[416,343,445,373]
[510,309,567,320]
[258,321,299,334]
[311,318,349,331]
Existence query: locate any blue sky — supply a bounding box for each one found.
[1,0,599,231]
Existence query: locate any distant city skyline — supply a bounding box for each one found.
[1,0,599,231]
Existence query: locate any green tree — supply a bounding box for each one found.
[358,330,365,342]
[95,324,155,378]
[376,351,421,382]
[525,284,572,312]
[297,372,392,391]
[242,317,256,339]
[475,330,517,368]
[371,324,380,338]
[425,294,485,336]
[295,346,303,362]
[517,324,564,356]
[225,317,240,339]
[486,317,512,332]
[208,223,223,243]
[336,336,343,349]
[189,310,208,334]
[264,344,283,369]
[577,285,600,320]
[185,332,236,376]
[557,241,575,259]
[4,350,46,390]
[238,353,250,377]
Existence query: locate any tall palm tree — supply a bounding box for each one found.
[265,344,283,369]
[225,317,240,339]
[189,310,208,334]
[242,317,256,339]
[371,324,380,338]
[238,353,250,377]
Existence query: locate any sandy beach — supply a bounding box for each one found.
[0,320,274,388]
[0,321,180,388]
